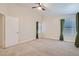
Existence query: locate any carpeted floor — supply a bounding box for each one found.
[0,39,79,56]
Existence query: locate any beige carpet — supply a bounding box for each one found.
[0,39,79,56]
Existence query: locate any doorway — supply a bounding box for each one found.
[36,21,39,39]
[36,21,42,39]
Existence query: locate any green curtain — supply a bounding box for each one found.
[75,12,79,47]
[59,19,65,41]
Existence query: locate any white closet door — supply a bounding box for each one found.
[5,16,19,47]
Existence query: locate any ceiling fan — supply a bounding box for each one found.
[32,3,45,11]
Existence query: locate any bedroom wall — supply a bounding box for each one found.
[42,14,76,41]
[0,4,42,44]
[42,15,60,40]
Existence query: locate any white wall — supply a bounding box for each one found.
[42,16,60,40]
[0,4,42,45]
[7,4,42,43]
[42,14,76,41]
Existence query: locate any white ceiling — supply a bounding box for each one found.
[43,3,79,15]
[1,3,79,16]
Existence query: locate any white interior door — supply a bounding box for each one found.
[5,16,19,47]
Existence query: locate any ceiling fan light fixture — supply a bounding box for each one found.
[37,7,42,10]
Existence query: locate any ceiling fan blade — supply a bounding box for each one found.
[32,3,46,11]
[42,8,45,11]
[37,3,40,5]
[37,3,41,7]
[32,7,37,8]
